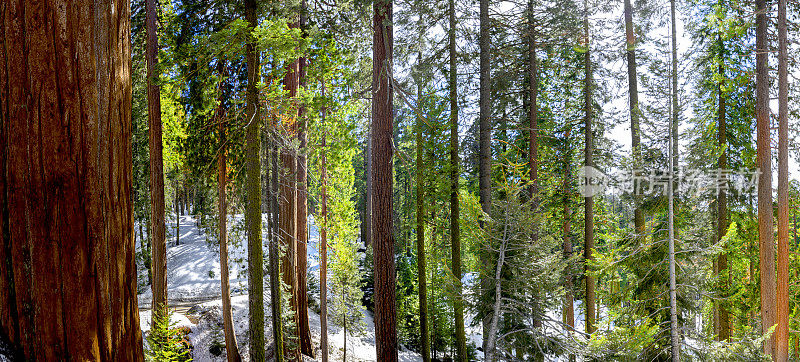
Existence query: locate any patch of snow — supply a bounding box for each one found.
[137,214,422,361]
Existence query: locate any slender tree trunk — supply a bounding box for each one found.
[755,0,776,356]
[716,35,730,342]
[145,0,168,325]
[479,0,493,356]
[415,47,432,362]
[563,128,574,337]
[526,3,543,354]
[449,0,466,358]
[216,63,242,361]
[582,2,595,335]
[366,123,373,249]
[244,0,265,359]
[268,115,285,362]
[0,0,144,358]
[485,223,508,362]
[415,80,431,362]
[372,0,397,356]
[296,2,313,356]
[175,178,181,246]
[776,0,789,358]
[280,33,301,360]
[624,0,644,235]
[669,0,680,357]
[319,83,330,362]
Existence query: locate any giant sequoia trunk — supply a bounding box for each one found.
[776,0,789,358]
[146,0,168,321]
[244,0,265,359]
[372,0,397,358]
[755,0,776,357]
[0,0,144,359]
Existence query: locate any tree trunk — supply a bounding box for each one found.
[582,1,595,335]
[216,61,242,362]
[415,46,432,362]
[268,115,285,362]
[146,0,168,323]
[449,0,466,358]
[669,0,680,358]
[372,0,397,357]
[486,203,510,362]
[244,0,265,359]
[280,35,301,360]
[320,83,330,362]
[716,35,729,342]
[776,0,789,358]
[366,122,373,250]
[296,3,313,356]
[624,0,644,236]
[755,0,776,356]
[527,3,543,353]
[479,0,493,355]
[175,178,180,246]
[0,0,144,358]
[563,127,574,336]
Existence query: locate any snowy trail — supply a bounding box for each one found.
[136,214,422,362]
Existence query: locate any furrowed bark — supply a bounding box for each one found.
[755,0,776,356]
[0,0,143,358]
[372,0,397,357]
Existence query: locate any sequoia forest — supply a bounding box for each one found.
[1,0,800,360]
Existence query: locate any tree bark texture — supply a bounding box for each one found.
[372,0,397,358]
[0,0,144,359]
[755,0,776,356]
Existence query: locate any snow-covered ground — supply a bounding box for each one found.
[137,214,422,361]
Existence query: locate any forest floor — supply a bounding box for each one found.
[136,215,423,362]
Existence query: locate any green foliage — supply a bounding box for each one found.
[145,311,193,362]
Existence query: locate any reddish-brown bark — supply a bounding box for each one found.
[0,0,143,359]
[372,0,397,358]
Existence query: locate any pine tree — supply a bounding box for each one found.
[244,0,265,359]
